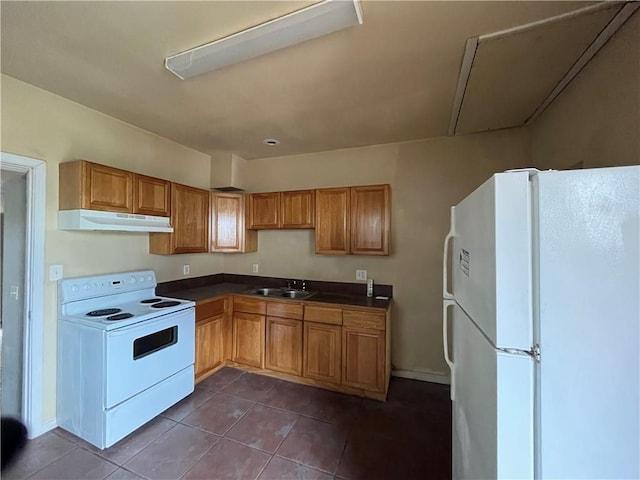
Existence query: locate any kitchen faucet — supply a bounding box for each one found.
[286,280,297,290]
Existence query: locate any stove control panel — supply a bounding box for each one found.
[60,270,157,302]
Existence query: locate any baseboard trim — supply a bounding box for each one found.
[33,418,57,438]
[392,369,451,385]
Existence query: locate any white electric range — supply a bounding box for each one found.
[57,270,195,449]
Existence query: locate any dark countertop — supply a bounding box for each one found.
[166,282,391,310]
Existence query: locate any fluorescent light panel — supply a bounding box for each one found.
[165,0,363,80]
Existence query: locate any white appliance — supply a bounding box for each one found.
[442,166,639,479]
[58,209,173,232]
[57,270,195,449]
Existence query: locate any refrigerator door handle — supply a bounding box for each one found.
[443,299,455,400]
[443,206,455,300]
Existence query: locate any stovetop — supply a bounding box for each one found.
[59,270,195,330]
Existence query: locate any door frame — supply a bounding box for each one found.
[1,152,46,437]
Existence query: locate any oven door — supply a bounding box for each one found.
[104,307,195,409]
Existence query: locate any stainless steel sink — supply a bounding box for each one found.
[281,289,317,299]
[250,288,285,296]
[243,287,317,300]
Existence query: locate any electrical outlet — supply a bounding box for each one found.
[252,264,259,273]
[356,269,367,281]
[183,264,190,275]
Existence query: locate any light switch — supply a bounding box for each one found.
[49,264,64,281]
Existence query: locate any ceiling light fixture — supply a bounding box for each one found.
[165,0,363,80]
[264,139,280,146]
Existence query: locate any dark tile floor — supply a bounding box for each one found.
[4,368,451,480]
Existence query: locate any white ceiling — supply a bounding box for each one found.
[1,1,627,160]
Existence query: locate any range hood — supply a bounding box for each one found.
[211,152,247,192]
[58,209,173,232]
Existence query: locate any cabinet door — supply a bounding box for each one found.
[350,185,390,256]
[266,316,302,376]
[84,162,133,213]
[134,174,170,216]
[342,328,385,392]
[315,187,350,255]
[249,192,280,229]
[58,161,133,213]
[303,322,341,384]
[232,312,265,368]
[172,183,210,253]
[281,190,315,229]
[211,193,257,252]
[195,314,224,381]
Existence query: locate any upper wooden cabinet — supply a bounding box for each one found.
[281,190,315,228]
[210,192,257,253]
[248,192,280,229]
[315,187,350,255]
[60,160,173,218]
[59,160,134,213]
[134,174,170,217]
[248,190,314,229]
[315,185,390,256]
[350,185,390,255]
[149,183,209,254]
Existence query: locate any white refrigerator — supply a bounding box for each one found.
[442,166,639,479]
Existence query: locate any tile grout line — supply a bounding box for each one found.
[23,445,80,480]
[271,453,337,476]
[177,432,223,480]
[115,421,181,478]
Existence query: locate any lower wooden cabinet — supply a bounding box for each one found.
[195,297,227,383]
[195,314,224,380]
[342,327,385,392]
[266,316,302,376]
[198,294,390,399]
[232,312,265,368]
[303,321,342,385]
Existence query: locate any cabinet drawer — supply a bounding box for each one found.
[343,310,385,331]
[234,296,266,315]
[304,306,342,325]
[267,301,303,320]
[196,297,226,322]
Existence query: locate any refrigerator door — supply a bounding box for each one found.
[453,304,534,480]
[452,170,533,350]
[536,166,639,479]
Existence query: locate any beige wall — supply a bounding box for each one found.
[0,75,223,423]
[531,13,640,169]
[223,129,531,381]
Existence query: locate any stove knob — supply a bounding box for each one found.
[128,276,136,284]
[71,284,80,293]
[83,283,91,291]
[138,275,145,283]
[147,275,153,282]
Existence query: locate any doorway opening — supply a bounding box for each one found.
[0,152,46,437]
